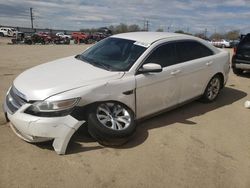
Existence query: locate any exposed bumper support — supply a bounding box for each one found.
[5,103,85,155]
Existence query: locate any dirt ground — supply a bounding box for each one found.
[0,37,250,188]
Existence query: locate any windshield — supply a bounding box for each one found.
[79,37,147,71]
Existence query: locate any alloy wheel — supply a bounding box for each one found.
[207,77,220,101]
[96,103,131,130]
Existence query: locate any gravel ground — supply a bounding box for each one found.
[0,37,250,188]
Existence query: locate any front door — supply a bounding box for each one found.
[135,42,180,118]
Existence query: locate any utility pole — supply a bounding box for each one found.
[143,18,146,31]
[146,20,149,31]
[204,28,207,39]
[30,7,34,29]
[143,19,149,31]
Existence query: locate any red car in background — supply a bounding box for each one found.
[71,32,90,44]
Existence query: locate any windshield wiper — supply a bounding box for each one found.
[89,61,113,71]
[76,55,114,71]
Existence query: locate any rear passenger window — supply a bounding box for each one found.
[144,43,176,67]
[176,41,213,63]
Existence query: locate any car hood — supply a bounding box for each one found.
[13,56,124,101]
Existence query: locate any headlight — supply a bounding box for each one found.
[25,98,80,117]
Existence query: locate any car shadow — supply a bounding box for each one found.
[120,86,247,149]
[34,124,104,154]
[35,86,247,154]
[236,71,250,78]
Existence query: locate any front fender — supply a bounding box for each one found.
[47,74,136,116]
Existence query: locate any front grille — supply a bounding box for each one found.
[6,86,27,114]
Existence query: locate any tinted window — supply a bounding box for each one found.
[176,41,213,63]
[144,43,176,67]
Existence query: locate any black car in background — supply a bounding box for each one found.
[232,33,250,75]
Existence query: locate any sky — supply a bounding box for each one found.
[0,0,250,35]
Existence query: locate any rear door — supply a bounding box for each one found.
[175,40,214,103]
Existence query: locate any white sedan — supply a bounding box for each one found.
[3,32,230,154]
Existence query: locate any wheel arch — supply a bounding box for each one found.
[214,72,224,89]
[70,100,136,121]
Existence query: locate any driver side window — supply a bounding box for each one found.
[144,43,176,67]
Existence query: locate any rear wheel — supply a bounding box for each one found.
[201,75,222,103]
[88,102,136,146]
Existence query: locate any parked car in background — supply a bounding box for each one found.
[56,32,71,39]
[71,32,90,44]
[229,40,240,48]
[23,32,70,45]
[3,32,230,154]
[211,39,231,48]
[232,33,250,75]
[90,28,112,42]
[0,27,17,37]
[11,32,25,44]
[97,27,112,36]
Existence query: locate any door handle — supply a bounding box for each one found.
[170,70,181,75]
[206,61,213,66]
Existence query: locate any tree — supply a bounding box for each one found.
[225,30,240,40]
[156,28,164,32]
[80,23,142,35]
[128,24,141,32]
[115,23,128,33]
[108,25,115,32]
[174,30,185,34]
[194,33,206,39]
[210,32,224,40]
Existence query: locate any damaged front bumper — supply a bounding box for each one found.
[3,101,85,155]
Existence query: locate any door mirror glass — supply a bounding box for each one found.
[138,63,162,73]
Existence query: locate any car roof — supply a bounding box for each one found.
[112,31,220,54]
[112,32,193,44]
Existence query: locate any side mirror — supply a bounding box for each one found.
[75,54,80,59]
[138,63,162,74]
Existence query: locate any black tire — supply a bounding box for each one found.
[26,40,32,45]
[11,39,17,44]
[65,39,70,45]
[232,67,243,75]
[88,102,136,146]
[0,32,4,37]
[201,75,222,103]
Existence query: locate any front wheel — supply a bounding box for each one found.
[88,102,136,146]
[201,75,222,103]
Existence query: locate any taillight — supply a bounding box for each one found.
[233,47,237,55]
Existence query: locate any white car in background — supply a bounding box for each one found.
[3,32,230,154]
[211,39,231,48]
[0,27,17,37]
[56,32,71,39]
